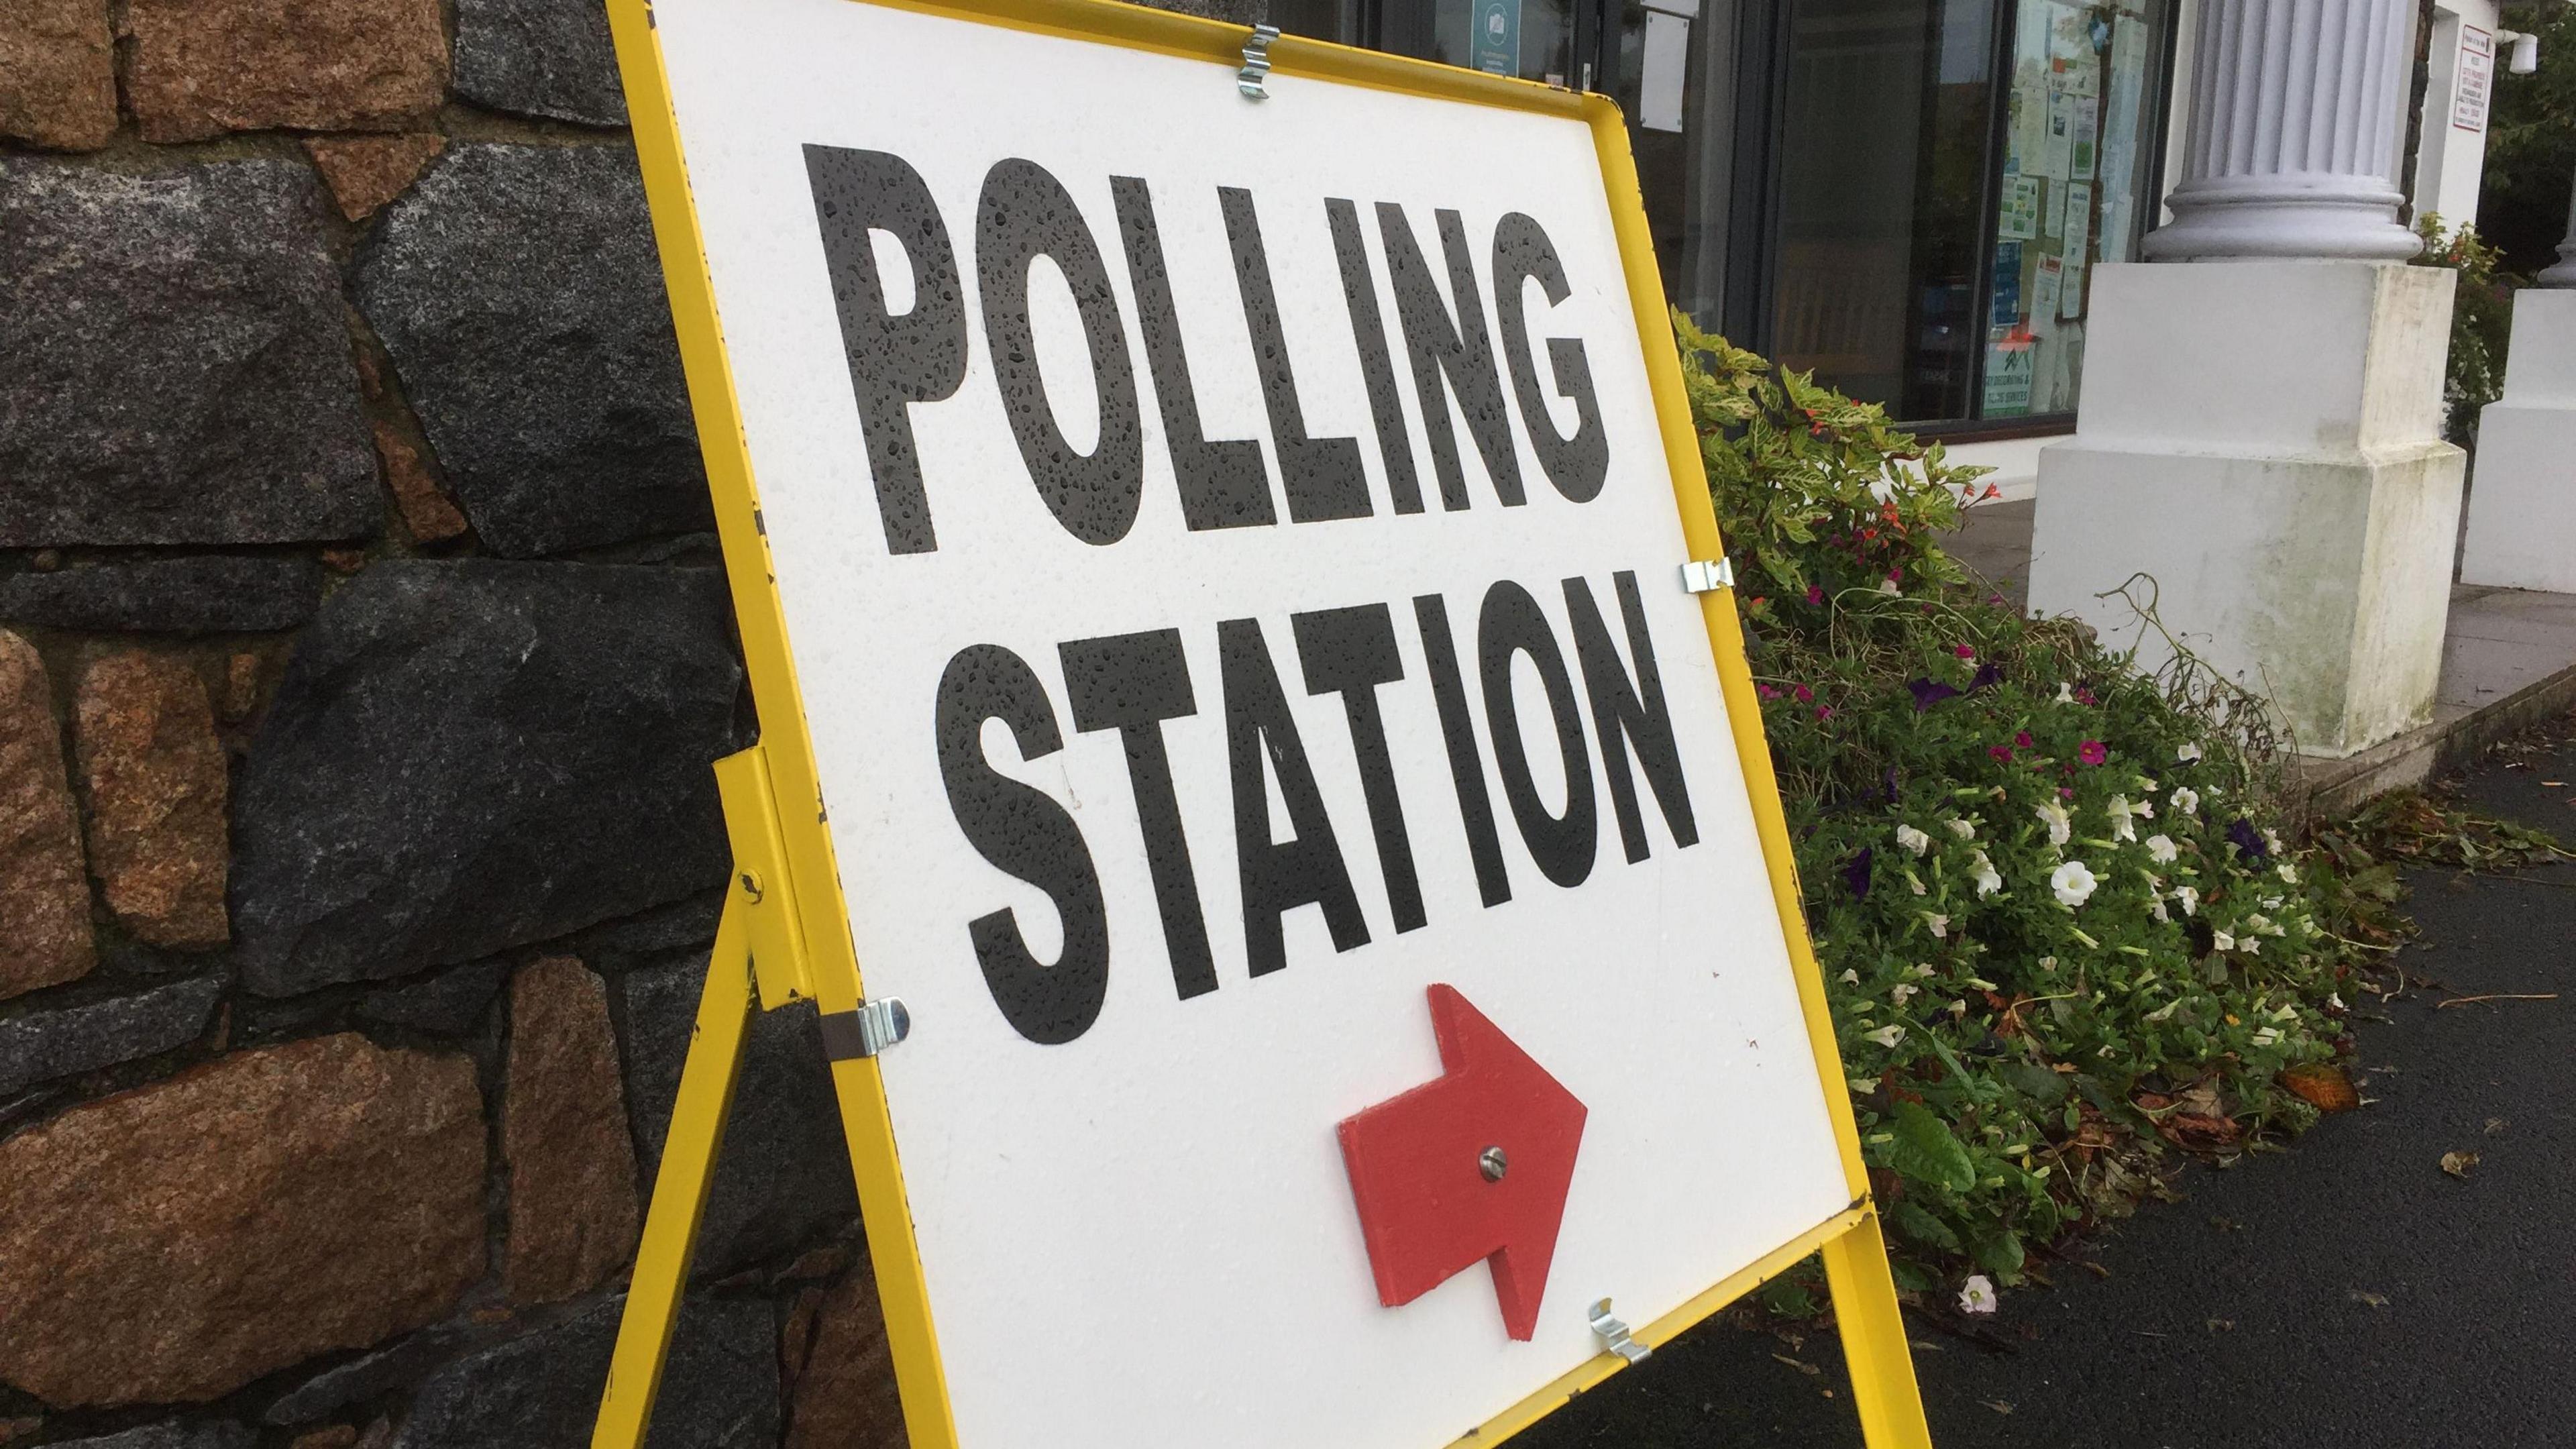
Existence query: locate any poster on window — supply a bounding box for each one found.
[1983,337,2035,417]
[2000,177,2041,241]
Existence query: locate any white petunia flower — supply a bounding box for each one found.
[1866,1024,1906,1048]
[2277,861,2300,884]
[1890,983,1921,1006]
[2212,930,2236,952]
[2055,682,2076,703]
[2133,796,2155,819]
[2169,786,2200,816]
[1970,850,2003,897]
[2037,800,2072,846]
[1878,577,1902,596]
[2263,827,2286,856]
[1912,963,1938,979]
[2037,955,2058,972]
[2149,895,2171,922]
[1923,912,1950,938]
[2251,1026,2280,1048]
[2242,936,2261,955]
[1944,818,1977,840]
[1959,1275,1999,1315]
[1839,969,1861,985]
[2145,833,2179,863]
[1895,824,1932,856]
[2106,796,2139,842]
[2178,741,2202,763]
[1849,1076,1878,1095]
[2050,860,2099,908]
[1907,870,1927,897]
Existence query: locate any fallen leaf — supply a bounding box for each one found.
[2440,1150,2480,1179]
[2349,1289,2389,1309]
[1772,1354,1821,1377]
[1982,1399,2016,1415]
[2485,1118,2508,1136]
[2162,1112,2241,1149]
[2278,1063,2359,1112]
[2206,1318,2235,1333]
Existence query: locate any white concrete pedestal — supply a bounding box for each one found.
[2460,290,2576,593]
[2029,262,2465,759]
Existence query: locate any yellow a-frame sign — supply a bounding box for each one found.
[592,0,1935,1444]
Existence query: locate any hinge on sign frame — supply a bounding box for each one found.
[1588,1299,1651,1364]
[712,743,816,1012]
[820,996,912,1061]
[1679,557,1735,594]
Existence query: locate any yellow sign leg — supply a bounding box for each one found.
[591,878,759,1449]
[1823,1210,1935,1448]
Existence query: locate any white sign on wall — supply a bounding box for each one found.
[635,0,1860,1444]
[2455,25,2495,132]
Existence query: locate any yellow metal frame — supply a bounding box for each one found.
[592,1,1931,1446]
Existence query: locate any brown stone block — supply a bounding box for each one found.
[370,417,470,543]
[0,629,93,999]
[0,0,115,150]
[784,1258,910,1449]
[0,1033,487,1407]
[305,132,444,221]
[120,0,448,142]
[502,955,640,1305]
[74,650,229,949]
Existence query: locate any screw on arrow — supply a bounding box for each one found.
[1336,984,1588,1341]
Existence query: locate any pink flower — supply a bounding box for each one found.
[2080,740,2108,765]
[1807,585,1825,606]
[1886,568,1903,584]
[1816,705,1835,720]
[2059,786,2075,800]
[2015,731,2034,748]
[1756,683,1781,700]
[1953,644,1976,659]
[1794,684,1815,704]
[2077,688,2098,706]
[1988,745,2015,763]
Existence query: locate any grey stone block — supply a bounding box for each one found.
[360,960,509,1035]
[0,975,225,1095]
[453,0,628,127]
[0,159,379,547]
[392,1295,775,1449]
[354,145,710,557]
[49,1422,253,1449]
[0,556,323,633]
[231,560,741,997]
[622,951,857,1276]
[264,1321,482,1425]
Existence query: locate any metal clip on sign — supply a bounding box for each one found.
[1679,557,1734,594]
[1239,23,1279,99]
[1587,1299,1650,1365]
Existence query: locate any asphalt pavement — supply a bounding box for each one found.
[1515,724,2576,1449]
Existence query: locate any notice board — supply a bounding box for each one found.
[601,1,1926,1444]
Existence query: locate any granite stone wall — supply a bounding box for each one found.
[0,0,1230,1439]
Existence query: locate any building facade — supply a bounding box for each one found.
[1265,0,2514,492]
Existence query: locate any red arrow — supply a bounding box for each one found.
[1336,984,1588,1340]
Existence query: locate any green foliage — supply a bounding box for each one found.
[2483,3,2576,275]
[2412,215,2516,445]
[1678,317,2363,1295]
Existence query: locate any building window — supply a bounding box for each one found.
[1288,0,2174,431]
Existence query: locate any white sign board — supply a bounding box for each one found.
[2455,26,2495,132]
[646,0,1849,1442]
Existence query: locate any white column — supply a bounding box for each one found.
[2143,0,2422,262]
[2538,175,2576,287]
[2029,0,2463,759]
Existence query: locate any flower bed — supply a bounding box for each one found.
[1681,322,2360,1297]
